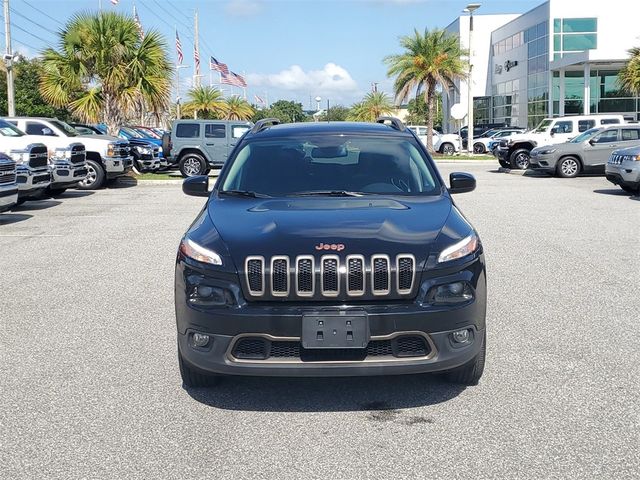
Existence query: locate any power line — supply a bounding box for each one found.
[13,38,39,52]
[137,0,193,42]
[10,21,53,45]
[150,0,190,32]
[19,0,64,27]
[9,7,59,35]
[164,0,192,26]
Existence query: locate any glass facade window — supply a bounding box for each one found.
[492,79,519,127]
[493,32,525,56]
[525,21,550,128]
[553,18,597,58]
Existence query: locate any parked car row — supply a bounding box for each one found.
[485,114,639,194]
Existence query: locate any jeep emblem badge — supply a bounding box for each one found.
[315,242,345,252]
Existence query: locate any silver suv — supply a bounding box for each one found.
[606,146,640,194]
[530,125,640,178]
[165,120,252,177]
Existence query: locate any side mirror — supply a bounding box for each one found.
[449,172,476,194]
[588,139,596,146]
[182,175,210,197]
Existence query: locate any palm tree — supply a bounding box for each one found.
[619,47,640,95]
[385,28,468,152]
[182,86,226,119]
[223,96,255,120]
[39,11,172,136]
[348,92,395,122]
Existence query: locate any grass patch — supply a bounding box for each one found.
[128,172,181,180]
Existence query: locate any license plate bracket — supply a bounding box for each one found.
[302,313,369,349]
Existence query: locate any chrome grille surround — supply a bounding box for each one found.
[396,254,416,295]
[371,254,391,296]
[320,255,340,297]
[295,255,315,297]
[270,255,290,297]
[245,256,265,296]
[346,254,365,297]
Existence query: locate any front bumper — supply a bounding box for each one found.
[50,161,88,189]
[136,155,161,171]
[104,156,133,178]
[16,165,51,199]
[529,152,557,171]
[605,163,640,190]
[0,185,18,212]
[175,254,487,377]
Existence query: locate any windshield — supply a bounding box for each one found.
[0,119,24,137]
[121,127,143,138]
[50,120,78,137]
[220,134,441,197]
[135,127,160,139]
[532,119,553,134]
[569,128,602,143]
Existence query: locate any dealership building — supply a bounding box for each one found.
[442,0,640,132]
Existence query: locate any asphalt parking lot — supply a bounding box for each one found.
[1,164,639,479]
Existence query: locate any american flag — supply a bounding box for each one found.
[194,43,200,76]
[133,6,144,38]
[221,71,243,88]
[175,30,183,64]
[209,56,229,74]
[254,94,264,104]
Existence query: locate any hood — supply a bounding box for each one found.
[207,194,452,268]
[612,145,640,155]
[78,134,123,142]
[127,138,157,148]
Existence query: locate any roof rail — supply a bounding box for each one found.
[251,118,281,134]
[376,116,406,132]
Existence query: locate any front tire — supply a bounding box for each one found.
[440,143,455,156]
[78,159,105,190]
[178,350,219,388]
[510,149,530,170]
[556,156,581,178]
[444,332,486,386]
[473,142,486,154]
[179,153,208,177]
[498,159,510,168]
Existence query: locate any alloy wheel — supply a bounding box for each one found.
[80,164,97,188]
[515,153,530,169]
[183,157,202,176]
[560,158,579,177]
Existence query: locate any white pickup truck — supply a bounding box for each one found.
[408,125,462,155]
[5,117,132,189]
[0,119,86,197]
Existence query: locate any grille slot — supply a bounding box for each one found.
[0,161,16,185]
[321,256,339,296]
[396,255,415,294]
[296,256,314,296]
[245,257,264,296]
[371,255,390,295]
[70,145,86,164]
[271,256,289,296]
[346,255,365,296]
[395,336,429,357]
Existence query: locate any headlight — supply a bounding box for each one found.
[9,150,29,164]
[53,148,72,160]
[135,146,152,155]
[438,233,479,263]
[539,148,556,155]
[179,238,223,265]
[107,143,116,157]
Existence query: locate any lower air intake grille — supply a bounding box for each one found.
[395,336,429,357]
[233,338,269,360]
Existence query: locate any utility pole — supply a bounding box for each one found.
[193,10,200,88]
[3,0,15,116]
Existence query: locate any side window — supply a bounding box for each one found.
[26,122,56,136]
[621,129,640,141]
[175,123,200,138]
[231,125,250,139]
[578,120,595,132]
[6,120,18,127]
[205,124,226,138]
[552,121,573,134]
[593,130,618,143]
[600,118,621,125]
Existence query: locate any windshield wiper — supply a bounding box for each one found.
[219,189,271,198]
[288,190,364,197]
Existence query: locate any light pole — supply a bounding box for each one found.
[175,64,190,119]
[464,3,481,155]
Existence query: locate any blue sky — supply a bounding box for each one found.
[8,0,541,106]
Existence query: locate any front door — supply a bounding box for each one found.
[203,123,228,164]
[583,128,619,167]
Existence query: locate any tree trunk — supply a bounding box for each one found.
[103,91,123,137]
[425,79,437,153]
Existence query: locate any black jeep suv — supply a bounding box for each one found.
[175,118,487,387]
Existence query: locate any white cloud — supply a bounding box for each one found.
[247,63,359,98]
[225,0,263,16]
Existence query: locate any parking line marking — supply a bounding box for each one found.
[0,234,64,237]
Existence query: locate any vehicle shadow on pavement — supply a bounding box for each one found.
[57,190,95,199]
[11,200,62,211]
[185,374,466,412]
[593,188,638,198]
[108,178,138,189]
[0,213,32,225]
